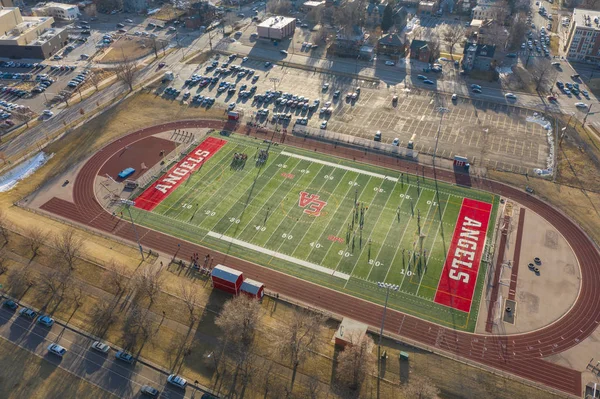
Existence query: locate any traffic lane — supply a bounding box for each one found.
[0,307,188,398]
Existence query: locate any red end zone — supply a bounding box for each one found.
[434,198,492,313]
[134,137,227,211]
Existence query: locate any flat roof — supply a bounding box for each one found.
[258,16,295,29]
[212,264,243,282]
[572,8,600,31]
[42,2,79,9]
[334,317,369,342]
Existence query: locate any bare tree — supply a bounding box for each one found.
[274,309,326,392]
[178,280,199,325]
[335,332,376,394]
[88,71,102,92]
[411,26,426,40]
[90,298,118,336]
[122,304,156,351]
[0,249,7,275]
[530,58,556,92]
[24,226,48,259]
[508,15,528,50]
[53,229,84,271]
[104,260,129,296]
[6,268,33,297]
[70,283,84,308]
[267,0,293,15]
[306,375,323,399]
[0,210,11,244]
[333,0,365,36]
[428,35,442,64]
[437,23,466,57]
[37,268,72,304]
[131,264,164,307]
[115,57,137,92]
[404,375,440,399]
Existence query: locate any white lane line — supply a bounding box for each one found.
[206,231,350,280]
[281,151,399,181]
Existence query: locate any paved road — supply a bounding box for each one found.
[0,305,204,398]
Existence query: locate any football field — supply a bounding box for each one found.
[129,133,499,331]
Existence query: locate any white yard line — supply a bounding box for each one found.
[160,144,238,217]
[308,176,373,262]
[366,185,411,281]
[171,145,257,219]
[281,169,347,256]
[240,162,325,241]
[205,156,303,233]
[398,194,434,289]
[383,189,423,285]
[341,179,386,289]
[281,151,399,182]
[206,231,350,280]
[416,197,450,296]
[343,179,397,287]
[262,164,335,249]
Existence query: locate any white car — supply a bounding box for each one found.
[505,93,517,100]
[392,138,400,146]
[242,57,248,62]
[167,374,187,388]
[575,102,589,108]
[42,110,54,117]
[320,120,327,129]
[91,341,110,353]
[48,343,67,357]
[385,61,395,66]
[452,93,457,101]
[228,102,236,110]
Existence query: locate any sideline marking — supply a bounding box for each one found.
[206,231,351,280]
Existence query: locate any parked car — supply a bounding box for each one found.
[140,385,159,397]
[575,102,589,108]
[3,299,17,310]
[505,93,517,100]
[392,138,400,146]
[19,307,37,319]
[47,343,67,357]
[115,350,134,363]
[91,341,110,353]
[37,315,55,327]
[374,131,382,141]
[385,61,395,66]
[167,374,187,388]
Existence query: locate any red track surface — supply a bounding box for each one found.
[40,120,600,396]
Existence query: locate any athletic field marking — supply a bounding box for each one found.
[206,231,350,280]
[283,169,347,257]
[416,197,450,296]
[367,185,411,281]
[343,178,386,288]
[281,151,399,181]
[396,189,425,288]
[302,174,367,260]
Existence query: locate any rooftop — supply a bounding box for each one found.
[258,16,295,29]
[34,2,78,10]
[572,8,600,30]
[303,0,325,6]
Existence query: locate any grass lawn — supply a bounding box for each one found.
[129,133,499,332]
[100,37,153,63]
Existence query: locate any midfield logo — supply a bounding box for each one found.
[298,191,327,217]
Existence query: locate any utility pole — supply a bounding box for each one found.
[376,282,399,399]
[120,199,144,259]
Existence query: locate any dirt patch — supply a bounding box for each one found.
[544,230,558,249]
[518,291,540,314]
[100,37,154,63]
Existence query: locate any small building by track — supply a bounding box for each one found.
[240,278,265,299]
[211,264,243,295]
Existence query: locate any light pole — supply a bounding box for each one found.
[433,106,449,218]
[120,199,144,259]
[376,282,399,399]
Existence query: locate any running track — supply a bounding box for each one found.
[39,120,600,396]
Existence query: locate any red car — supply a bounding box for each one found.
[547,96,557,102]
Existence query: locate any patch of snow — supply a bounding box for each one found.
[0,152,52,192]
[527,113,554,175]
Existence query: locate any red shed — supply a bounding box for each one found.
[211,264,243,295]
[240,278,265,299]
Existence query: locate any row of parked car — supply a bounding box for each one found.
[0,61,47,70]
[2,298,220,397]
[67,70,89,89]
[0,85,29,98]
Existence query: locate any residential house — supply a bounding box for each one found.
[328,28,369,57]
[410,39,431,62]
[377,32,407,56]
[393,6,409,31]
[185,1,221,28]
[365,2,387,28]
[462,42,496,70]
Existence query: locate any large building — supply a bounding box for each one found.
[471,0,506,21]
[257,16,296,40]
[0,6,68,59]
[32,2,80,20]
[565,8,600,62]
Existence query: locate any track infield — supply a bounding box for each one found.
[127,133,499,331]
